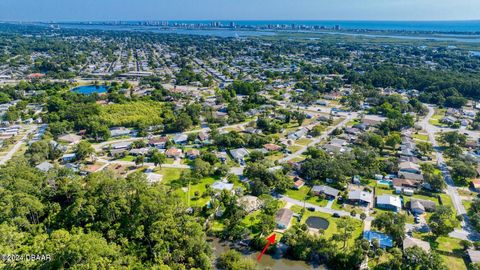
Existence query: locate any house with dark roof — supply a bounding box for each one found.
[409,198,436,215]
[275,208,294,229]
[403,237,430,252]
[398,171,424,182]
[312,185,340,199]
[399,161,421,174]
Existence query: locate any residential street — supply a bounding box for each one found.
[279,112,357,163]
[423,105,479,240]
[0,125,36,165]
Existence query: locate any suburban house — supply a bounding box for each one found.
[165,148,183,159]
[275,208,294,229]
[58,134,82,144]
[311,185,340,199]
[110,127,132,138]
[393,178,422,191]
[215,151,228,163]
[403,237,431,252]
[186,149,200,159]
[61,153,77,163]
[145,172,163,184]
[173,134,188,144]
[149,137,169,149]
[398,161,421,174]
[230,148,250,164]
[363,230,393,248]
[376,195,402,212]
[211,181,234,192]
[409,198,436,215]
[129,148,150,156]
[398,171,424,182]
[197,132,210,143]
[35,161,54,172]
[293,179,305,189]
[237,195,262,213]
[471,179,480,192]
[348,190,373,206]
[263,143,282,152]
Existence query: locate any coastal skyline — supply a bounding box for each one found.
[0,0,479,22]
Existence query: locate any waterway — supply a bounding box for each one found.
[210,238,326,270]
[36,21,480,43]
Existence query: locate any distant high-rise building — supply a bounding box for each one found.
[229,22,236,28]
[334,25,341,30]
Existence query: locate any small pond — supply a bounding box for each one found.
[305,216,329,230]
[72,85,109,94]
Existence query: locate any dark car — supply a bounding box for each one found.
[332,213,341,218]
[307,207,315,212]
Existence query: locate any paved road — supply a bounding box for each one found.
[0,125,36,165]
[279,112,357,163]
[96,158,192,170]
[423,105,479,240]
[94,120,253,151]
[278,194,373,222]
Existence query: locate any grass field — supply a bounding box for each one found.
[413,133,429,141]
[299,211,363,247]
[287,145,303,153]
[156,167,187,182]
[429,108,447,127]
[411,234,468,270]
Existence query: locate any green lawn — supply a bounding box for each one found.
[184,177,217,207]
[156,167,187,182]
[412,133,429,142]
[284,186,311,201]
[119,155,135,162]
[287,145,303,153]
[411,234,468,270]
[266,153,284,161]
[463,200,472,212]
[296,138,312,146]
[164,158,175,164]
[440,255,467,270]
[429,108,447,127]
[299,211,363,247]
[290,156,307,163]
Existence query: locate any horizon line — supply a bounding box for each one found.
[2,19,480,23]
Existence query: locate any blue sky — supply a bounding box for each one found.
[0,0,479,21]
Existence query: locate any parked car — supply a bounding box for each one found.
[307,207,315,212]
[332,213,341,218]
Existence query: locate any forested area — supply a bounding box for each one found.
[0,158,213,269]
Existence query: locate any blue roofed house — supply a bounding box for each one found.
[363,230,393,248]
[61,153,77,163]
[376,195,402,212]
